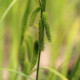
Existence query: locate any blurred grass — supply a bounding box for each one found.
[0,0,80,80]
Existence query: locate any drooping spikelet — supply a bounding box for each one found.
[39,18,44,51]
[29,7,41,26]
[42,12,51,41]
[27,40,39,74]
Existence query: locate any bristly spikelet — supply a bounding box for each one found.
[27,40,39,74]
[29,7,41,26]
[42,12,51,41]
[39,19,44,51]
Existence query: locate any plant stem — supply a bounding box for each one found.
[36,10,43,80]
[36,1,41,80]
[36,0,45,80]
[36,51,41,80]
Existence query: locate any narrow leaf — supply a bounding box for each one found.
[20,0,31,44]
[0,0,16,26]
[0,68,34,80]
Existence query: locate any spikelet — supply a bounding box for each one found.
[27,40,39,74]
[42,12,51,41]
[29,7,41,26]
[39,18,44,51]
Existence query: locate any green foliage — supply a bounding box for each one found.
[20,0,31,44]
[29,7,41,26]
[19,0,32,79]
[42,12,51,41]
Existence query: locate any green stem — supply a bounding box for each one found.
[36,0,46,79]
[36,51,41,80]
[36,1,42,80]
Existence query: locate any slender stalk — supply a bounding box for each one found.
[36,51,41,80]
[36,0,43,80]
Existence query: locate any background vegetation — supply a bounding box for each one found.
[0,0,80,80]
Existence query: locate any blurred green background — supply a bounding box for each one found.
[0,0,80,80]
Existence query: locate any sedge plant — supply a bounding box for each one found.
[29,0,51,80]
[0,0,80,80]
[19,0,51,80]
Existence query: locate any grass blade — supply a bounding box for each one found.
[0,0,16,26]
[32,67,68,80]
[0,68,34,80]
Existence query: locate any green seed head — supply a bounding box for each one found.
[29,7,41,26]
[27,40,39,74]
[42,12,51,42]
[39,18,44,51]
